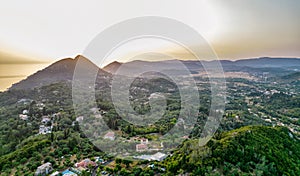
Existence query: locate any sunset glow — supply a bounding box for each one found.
[0,0,299,91]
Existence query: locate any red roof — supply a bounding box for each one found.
[104,132,115,138]
[136,144,148,151]
[75,159,96,168]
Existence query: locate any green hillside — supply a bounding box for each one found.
[163,126,300,176]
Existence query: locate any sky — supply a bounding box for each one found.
[0,0,300,90]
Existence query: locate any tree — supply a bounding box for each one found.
[123,159,132,168]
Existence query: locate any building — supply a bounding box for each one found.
[23,109,29,114]
[76,116,84,122]
[134,152,167,161]
[75,159,97,168]
[39,125,52,134]
[136,143,148,152]
[94,156,105,164]
[152,152,167,161]
[42,116,51,124]
[264,119,272,123]
[73,166,86,173]
[34,162,53,176]
[61,169,78,176]
[19,114,28,120]
[104,131,115,140]
[140,138,148,144]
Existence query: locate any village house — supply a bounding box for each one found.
[23,109,29,114]
[76,116,84,122]
[94,156,105,164]
[39,125,52,134]
[41,116,51,124]
[104,131,115,140]
[152,152,167,161]
[61,169,78,176]
[19,114,28,120]
[34,162,53,176]
[19,109,30,120]
[134,152,167,161]
[75,159,97,169]
[140,138,148,144]
[136,143,148,152]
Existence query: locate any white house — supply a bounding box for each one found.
[152,152,167,161]
[23,109,29,114]
[35,162,53,176]
[19,114,28,120]
[42,116,51,124]
[140,138,148,144]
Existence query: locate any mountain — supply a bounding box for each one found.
[10,55,110,90]
[103,59,205,76]
[8,56,300,89]
[1,55,300,175]
[102,57,300,76]
[103,61,122,74]
[233,57,300,68]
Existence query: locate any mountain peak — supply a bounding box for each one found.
[103,61,122,73]
[74,54,89,60]
[74,55,83,60]
[10,55,109,90]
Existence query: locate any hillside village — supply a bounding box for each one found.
[0,57,299,175]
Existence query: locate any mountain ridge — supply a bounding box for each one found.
[9,56,300,90]
[104,57,300,74]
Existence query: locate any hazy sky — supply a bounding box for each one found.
[0,0,300,90]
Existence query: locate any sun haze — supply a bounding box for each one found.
[0,0,299,90]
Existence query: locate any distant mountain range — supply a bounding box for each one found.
[9,56,300,90]
[104,57,300,75]
[228,57,300,68]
